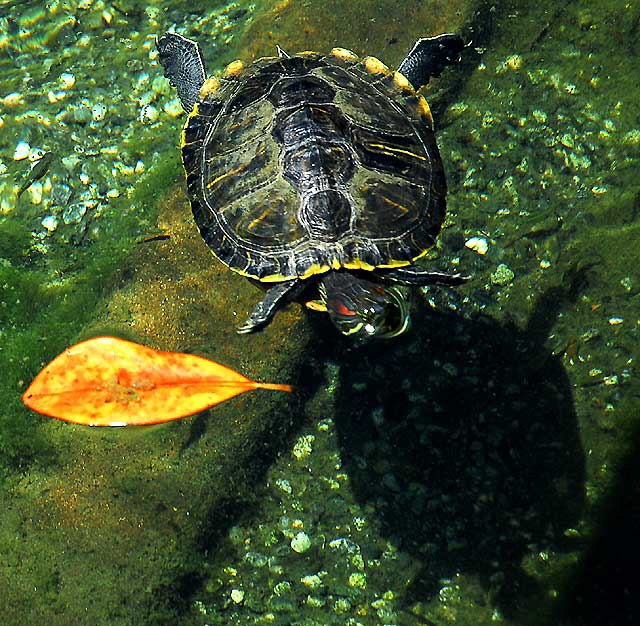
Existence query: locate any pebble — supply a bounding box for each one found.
[163,98,183,117]
[532,109,547,123]
[13,141,31,161]
[333,598,351,613]
[622,129,640,147]
[91,102,107,122]
[41,215,58,231]
[348,572,367,589]
[292,434,314,459]
[28,182,43,204]
[1,92,24,107]
[291,531,311,553]
[244,551,268,567]
[62,202,87,224]
[50,183,73,206]
[151,74,170,94]
[275,478,292,494]
[465,236,489,255]
[230,589,244,604]
[60,72,75,89]
[140,104,159,124]
[68,106,92,124]
[300,574,323,588]
[505,54,522,70]
[490,263,515,285]
[48,90,66,103]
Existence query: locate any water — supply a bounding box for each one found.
[0,1,639,624]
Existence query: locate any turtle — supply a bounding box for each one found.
[156,32,467,339]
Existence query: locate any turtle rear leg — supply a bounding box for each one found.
[382,266,469,286]
[156,32,206,113]
[398,34,465,90]
[237,279,306,334]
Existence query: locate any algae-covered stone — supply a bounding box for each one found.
[239,0,480,68]
[291,531,312,553]
[490,263,515,286]
[1,186,309,626]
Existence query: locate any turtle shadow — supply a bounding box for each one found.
[331,275,587,619]
[555,418,640,626]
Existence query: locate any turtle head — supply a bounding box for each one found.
[320,272,410,339]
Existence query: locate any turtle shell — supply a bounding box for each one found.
[181,50,447,282]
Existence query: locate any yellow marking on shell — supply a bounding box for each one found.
[331,47,359,62]
[379,194,411,214]
[247,209,273,230]
[180,102,199,148]
[224,241,432,283]
[368,143,427,161]
[412,247,431,261]
[363,56,389,75]
[305,299,327,312]
[229,254,423,283]
[299,262,331,280]
[199,76,220,99]
[343,259,375,271]
[223,60,244,76]
[260,273,298,282]
[227,264,296,282]
[206,165,245,189]
[238,262,331,282]
[298,50,317,56]
[258,55,277,61]
[417,95,434,127]
[344,258,412,271]
[393,71,414,93]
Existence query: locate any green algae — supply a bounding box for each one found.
[1,0,640,624]
[0,135,183,478]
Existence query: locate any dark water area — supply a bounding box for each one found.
[0,1,639,624]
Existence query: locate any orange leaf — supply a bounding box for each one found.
[22,336,292,426]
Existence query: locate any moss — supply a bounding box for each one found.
[0,146,181,482]
[0,219,34,267]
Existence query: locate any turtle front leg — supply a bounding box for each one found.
[237,279,305,334]
[398,34,465,90]
[382,266,469,286]
[156,32,206,113]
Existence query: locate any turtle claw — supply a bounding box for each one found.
[156,32,206,113]
[236,279,305,334]
[382,266,471,286]
[398,34,465,89]
[236,317,262,334]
